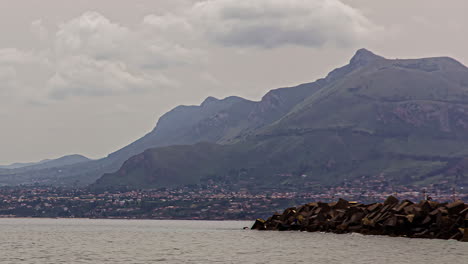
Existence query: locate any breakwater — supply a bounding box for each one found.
[252,196,468,241]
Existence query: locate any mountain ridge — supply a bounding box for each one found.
[0,154,89,170]
[4,48,468,189]
[92,49,468,190]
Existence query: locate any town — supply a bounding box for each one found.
[1,174,466,220]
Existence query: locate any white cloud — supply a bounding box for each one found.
[191,0,376,48]
[53,11,196,68]
[0,11,198,101]
[0,1,376,101]
[44,12,195,99]
[54,12,130,60]
[143,13,194,38]
[46,56,163,99]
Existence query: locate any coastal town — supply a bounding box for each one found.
[1,175,466,220]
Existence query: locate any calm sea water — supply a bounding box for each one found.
[0,218,466,264]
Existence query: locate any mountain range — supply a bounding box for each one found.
[3,49,468,190]
[0,155,90,185]
[0,155,90,170]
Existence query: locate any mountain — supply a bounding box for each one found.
[0,160,50,170]
[16,155,90,171]
[0,155,91,186]
[0,155,89,171]
[93,49,468,190]
[0,65,326,186]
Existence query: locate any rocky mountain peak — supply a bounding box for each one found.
[201,96,220,107]
[350,48,385,66]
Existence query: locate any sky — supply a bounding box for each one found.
[1,0,468,164]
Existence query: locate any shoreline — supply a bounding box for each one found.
[0,216,254,221]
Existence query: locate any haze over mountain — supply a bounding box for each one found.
[93,49,468,190]
[0,161,46,170]
[0,155,90,170]
[0,155,91,186]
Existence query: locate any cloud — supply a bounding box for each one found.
[44,11,194,99]
[46,56,174,99]
[54,11,196,68]
[0,1,376,101]
[191,0,376,48]
[0,11,197,101]
[142,13,194,38]
[54,12,130,60]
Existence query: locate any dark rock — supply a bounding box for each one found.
[429,208,441,216]
[348,212,366,225]
[460,208,468,218]
[419,200,433,213]
[367,203,382,212]
[406,214,415,223]
[362,217,374,227]
[332,198,350,210]
[462,228,468,242]
[251,218,266,230]
[252,196,468,242]
[383,216,398,227]
[447,200,465,215]
[384,196,399,206]
[421,215,433,225]
[450,232,463,240]
[393,201,412,213]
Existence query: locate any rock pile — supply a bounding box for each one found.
[252,196,468,242]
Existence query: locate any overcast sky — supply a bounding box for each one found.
[1,0,468,164]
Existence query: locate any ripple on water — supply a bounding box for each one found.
[0,219,467,264]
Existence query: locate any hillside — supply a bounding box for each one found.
[0,71,323,186]
[93,49,468,190]
[0,155,89,172]
[0,155,91,186]
[0,161,47,170]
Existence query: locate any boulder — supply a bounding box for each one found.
[252,196,468,242]
[408,214,417,223]
[393,201,413,213]
[361,217,375,227]
[463,228,468,242]
[251,218,266,230]
[384,196,399,206]
[447,200,465,215]
[419,200,433,213]
[367,203,382,212]
[460,208,468,218]
[333,198,350,210]
[347,212,366,225]
[383,216,398,227]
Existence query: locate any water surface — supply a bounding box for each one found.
[0,218,466,263]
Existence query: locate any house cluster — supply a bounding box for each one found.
[0,177,465,220]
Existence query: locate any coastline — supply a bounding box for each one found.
[0,216,254,221]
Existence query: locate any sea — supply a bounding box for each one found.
[0,218,466,264]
